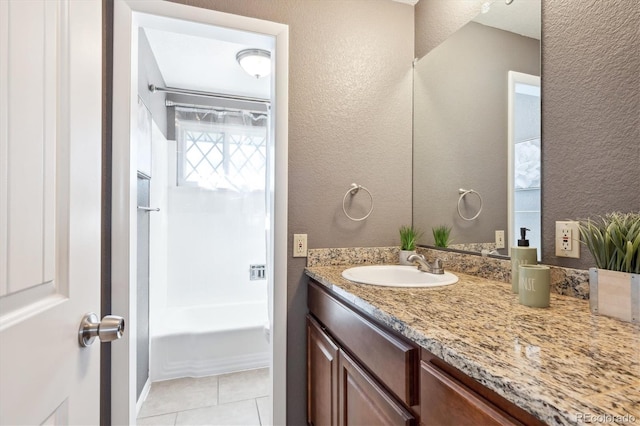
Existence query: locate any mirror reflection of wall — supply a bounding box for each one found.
[413,0,540,256]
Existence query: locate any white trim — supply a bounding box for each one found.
[135,377,151,417]
[507,70,540,257]
[271,20,289,426]
[112,3,138,424]
[112,2,288,425]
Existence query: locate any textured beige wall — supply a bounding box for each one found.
[541,0,640,269]
[415,0,640,269]
[415,0,483,58]
[167,1,414,423]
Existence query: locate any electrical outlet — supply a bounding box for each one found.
[561,227,572,251]
[293,234,308,257]
[495,230,505,249]
[555,221,580,258]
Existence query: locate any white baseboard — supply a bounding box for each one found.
[136,377,152,417]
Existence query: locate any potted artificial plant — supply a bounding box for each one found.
[399,225,422,265]
[579,212,640,323]
[432,225,452,248]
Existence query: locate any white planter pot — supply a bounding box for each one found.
[589,268,640,324]
[399,250,416,266]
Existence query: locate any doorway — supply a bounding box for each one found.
[111,1,288,424]
[507,71,541,259]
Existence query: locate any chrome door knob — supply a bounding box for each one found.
[78,312,126,347]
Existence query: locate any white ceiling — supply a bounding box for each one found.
[144,26,272,99]
[473,0,541,40]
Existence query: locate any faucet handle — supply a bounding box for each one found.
[431,258,445,275]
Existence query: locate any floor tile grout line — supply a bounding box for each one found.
[167,400,263,426]
[138,368,269,423]
[145,396,268,419]
[139,393,269,420]
[146,402,219,418]
[255,398,262,426]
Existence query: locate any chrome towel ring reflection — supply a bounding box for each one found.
[457,188,483,221]
[342,183,374,221]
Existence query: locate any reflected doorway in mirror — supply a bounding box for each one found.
[508,71,541,261]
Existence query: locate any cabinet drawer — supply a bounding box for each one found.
[420,361,520,426]
[308,281,419,407]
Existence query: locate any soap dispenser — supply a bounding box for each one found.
[511,227,538,293]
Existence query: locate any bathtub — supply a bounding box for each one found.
[150,301,269,381]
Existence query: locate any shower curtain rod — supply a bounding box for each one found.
[164,100,268,116]
[148,84,270,105]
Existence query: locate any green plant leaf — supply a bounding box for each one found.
[399,225,422,251]
[579,212,640,272]
[432,225,452,248]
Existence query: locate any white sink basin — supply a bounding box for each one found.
[341,265,458,288]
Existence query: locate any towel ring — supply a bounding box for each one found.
[342,183,374,221]
[457,188,483,221]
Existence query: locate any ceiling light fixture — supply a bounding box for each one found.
[236,49,271,79]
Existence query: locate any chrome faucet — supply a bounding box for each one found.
[407,254,444,275]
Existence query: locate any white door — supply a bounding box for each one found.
[0,1,103,424]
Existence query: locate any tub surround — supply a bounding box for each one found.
[150,302,269,382]
[305,248,640,425]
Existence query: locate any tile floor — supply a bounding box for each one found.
[137,368,271,426]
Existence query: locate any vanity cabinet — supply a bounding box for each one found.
[307,280,418,425]
[420,358,519,425]
[307,279,543,426]
[338,345,415,426]
[419,350,544,426]
[307,316,415,426]
[307,316,339,426]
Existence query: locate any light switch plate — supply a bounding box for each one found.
[555,221,580,258]
[495,230,505,249]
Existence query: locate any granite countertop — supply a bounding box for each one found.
[305,265,640,426]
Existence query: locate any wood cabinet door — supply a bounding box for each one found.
[307,316,339,426]
[308,281,419,407]
[420,361,519,426]
[339,349,415,426]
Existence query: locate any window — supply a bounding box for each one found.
[176,107,267,191]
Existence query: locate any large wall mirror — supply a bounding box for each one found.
[413,0,541,257]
